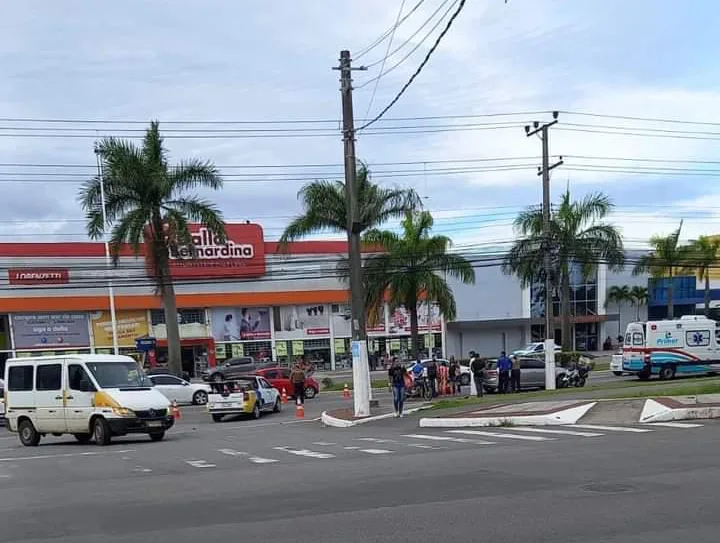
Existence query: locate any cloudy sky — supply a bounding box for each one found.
[1,0,719,252]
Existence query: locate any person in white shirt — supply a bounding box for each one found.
[222,313,240,341]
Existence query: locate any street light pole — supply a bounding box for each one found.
[94,143,120,355]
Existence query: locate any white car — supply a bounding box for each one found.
[147,374,211,405]
[512,342,562,357]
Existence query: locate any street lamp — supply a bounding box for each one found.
[94,142,120,355]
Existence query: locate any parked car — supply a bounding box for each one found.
[252,366,320,399]
[207,375,281,422]
[512,342,561,357]
[146,374,212,405]
[145,366,191,381]
[200,357,272,382]
[482,358,568,392]
[405,359,471,386]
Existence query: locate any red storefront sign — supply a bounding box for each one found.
[147,223,266,279]
[8,268,70,285]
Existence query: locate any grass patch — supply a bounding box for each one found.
[593,361,610,372]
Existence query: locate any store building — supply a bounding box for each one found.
[0,223,444,377]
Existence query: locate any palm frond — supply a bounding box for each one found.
[168,159,223,194]
[164,197,226,243]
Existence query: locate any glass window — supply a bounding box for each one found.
[36,364,62,391]
[260,378,272,389]
[263,370,279,379]
[574,286,587,302]
[152,375,182,385]
[8,365,33,391]
[624,333,632,345]
[520,359,544,369]
[586,285,597,301]
[632,332,644,346]
[68,364,93,391]
[86,361,145,388]
[150,309,205,326]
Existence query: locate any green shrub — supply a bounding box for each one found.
[321,377,334,389]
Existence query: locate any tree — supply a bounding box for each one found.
[79,121,226,376]
[503,189,625,351]
[683,235,720,317]
[629,285,649,322]
[606,285,631,337]
[279,163,421,335]
[362,211,475,358]
[633,221,687,319]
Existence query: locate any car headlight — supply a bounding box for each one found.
[112,407,135,417]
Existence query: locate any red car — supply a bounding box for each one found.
[252,367,319,399]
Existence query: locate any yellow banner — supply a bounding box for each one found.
[231,343,244,357]
[90,310,150,347]
[334,338,346,354]
[276,341,288,357]
[389,339,401,351]
[292,340,304,355]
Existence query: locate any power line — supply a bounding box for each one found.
[354,0,428,60]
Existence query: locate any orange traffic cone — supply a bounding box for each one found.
[281,388,288,403]
[343,384,351,400]
[295,399,305,419]
[171,400,181,420]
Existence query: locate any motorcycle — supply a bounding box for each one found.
[560,362,591,388]
[406,375,434,401]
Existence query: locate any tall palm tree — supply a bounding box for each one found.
[683,235,720,317]
[633,221,687,319]
[279,162,421,335]
[606,285,631,337]
[78,121,226,376]
[503,189,625,351]
[362,211,475,358]
[629,285,649,322]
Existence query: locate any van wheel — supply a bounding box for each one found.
[74,433,91,444]
[659,365,676,380]
[613,371,623,376]
[18,419,41,447]
[92,417,112,446]
[211,414,224,423]
[149,431,165,442]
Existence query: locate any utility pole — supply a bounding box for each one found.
[525,112,563,390]
[334,50,371,416]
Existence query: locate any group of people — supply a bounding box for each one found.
[469,350,522,396]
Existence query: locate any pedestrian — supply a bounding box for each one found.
[426,355,438,398]
[470,352,486,398]
[289,363,306,405]
[448,357,459,395]
[497,351,512,394]
[438,360,449,396]
[388,358,408,417]
[510,355,521,392]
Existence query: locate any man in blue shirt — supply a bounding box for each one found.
[496,351,512,394]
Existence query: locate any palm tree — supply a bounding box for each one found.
[629,285,649,321]
[606,285,631,336]
[683,235,720,317]
[503,189,625,351]
[362,211,475,358]
[279,162,421,335]
[78,121,226,376]
[633,221,687,319]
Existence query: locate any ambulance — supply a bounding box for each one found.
[622,316,720,380]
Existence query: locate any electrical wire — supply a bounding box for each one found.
[354,0,428,60]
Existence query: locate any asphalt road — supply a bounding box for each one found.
[1,391,718,543]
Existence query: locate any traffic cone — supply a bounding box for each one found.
[343,384,351,400]
[171,400,181,420]
[295,399,305,419]
[281,388,288,403]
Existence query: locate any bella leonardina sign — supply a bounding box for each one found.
[146,223,267,279]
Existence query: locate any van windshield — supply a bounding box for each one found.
[86,361,147,389]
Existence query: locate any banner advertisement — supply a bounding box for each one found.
[90,310,149,347]
[215,343,226,358]
[334,338,346,354]
[11,313,91,349]
[273,305,330,339]
[276,341,288,357]
[231,344,244,357]
[291,340,305,355]
[387,302,442,335]
[331,303,386,337]
[210,307,271,341]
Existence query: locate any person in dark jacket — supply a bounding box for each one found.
[470,352,486,398]
[388,359,408,417]
[448,356,460,395]
[289,363,306,405]
[426,356,438,398]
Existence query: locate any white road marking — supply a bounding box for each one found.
[248,456,278,464]
[273,446,335,459]
[312,442,337,446]
[490,427,604,437]
[407,443,446,450]
[218,448,247,457]
[0,449,135,462]
[133,468,152,473]
[218,448,278,464]
[343,446,361,450]
[356,437,397,444]
[572,424,653,433]
[644,422,704,429]
[402,434,496,445]
[186,460,216,468]
[448,430,554,442]
[358,449,393,455]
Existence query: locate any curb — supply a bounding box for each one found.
[321,404,433,428]
[639,398,720,423]
[418,402,597,428]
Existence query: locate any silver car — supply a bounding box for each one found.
[482,358,568,392]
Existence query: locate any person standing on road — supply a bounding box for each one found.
[290,363,306,405]
[470,352,486,398]
[510,355,521,393]
[426,356,438,398]
[438,360,449,396]
[497,351,512,394]
[388,359,408,417]
[448,357,459,395]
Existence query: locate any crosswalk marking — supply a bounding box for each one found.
[356,438,397,444]
[186,460,216,468]
[407,443,445,450]
[248,456,279,464]
[447,430,554,442]
[502,427,604,437]
[402,434,496,445]
[312,442,337,446]
[218,448,246,457]
[644,422,704,429]
[572,424,653,433]
[344,446,361,450]
[358,449,393,455]
[273,446,335,459]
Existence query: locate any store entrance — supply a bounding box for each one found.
[156,344,209,378]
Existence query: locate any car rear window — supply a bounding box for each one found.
[485,361,497,370]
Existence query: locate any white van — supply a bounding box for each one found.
[3,354,174,447]
[623,316,720,380]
